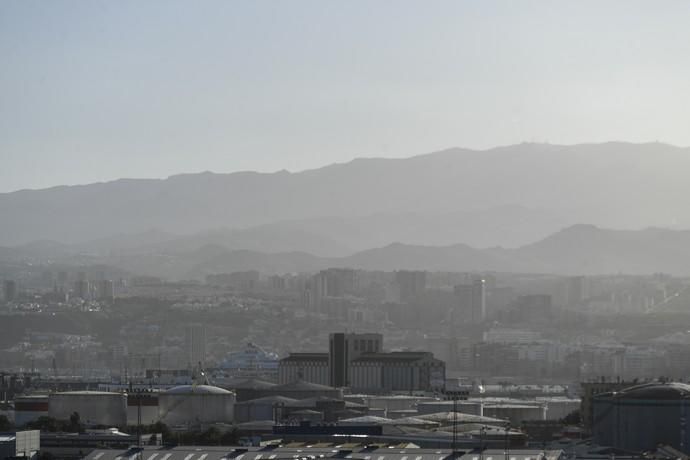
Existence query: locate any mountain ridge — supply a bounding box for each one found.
[2,142,689,247]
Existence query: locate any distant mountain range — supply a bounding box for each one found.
[3,224,690,278]
[2,142,690,250]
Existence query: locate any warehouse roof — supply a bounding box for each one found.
[415,412,508,425]
[84,446,564,460]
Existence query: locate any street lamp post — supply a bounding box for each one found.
[504,423,511,460]
[479,426,486,460]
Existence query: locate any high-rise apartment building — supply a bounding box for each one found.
[306,268,357,311]
[565,276,586,307]
[185,324,207,370]
[73,279,90,300]
[3,280,17,302]
[395,270,427,302]
[454,278,486,324]
[98,280,115,301]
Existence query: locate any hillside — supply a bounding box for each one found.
[95,225,690,278]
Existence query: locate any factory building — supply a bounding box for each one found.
[278,353,328,385]
[349,352,445,393]
[329,332,383,387]
[279,332,445,393]
[592,382,690,453]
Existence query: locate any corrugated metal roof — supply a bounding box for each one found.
[84,446,564,460]
[415,412,507,425]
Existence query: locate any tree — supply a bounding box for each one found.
[561,409,581,426]
[26,416,62,432]
[69,412,84,433]
[0,414,13,431]
[219,428,239,445]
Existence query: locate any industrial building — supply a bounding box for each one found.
[278,353,328,385]
[279,332,446,393]
[329,332,383,387]
[349,351,445,393]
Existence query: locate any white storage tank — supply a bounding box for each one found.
[158,385,235,426]
[49,391,127,427]
[234,396,296,423]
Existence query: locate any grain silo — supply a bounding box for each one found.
[49,391,127,427]
[158,385,235,426]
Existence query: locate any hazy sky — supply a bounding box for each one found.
[2,1,690,192]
